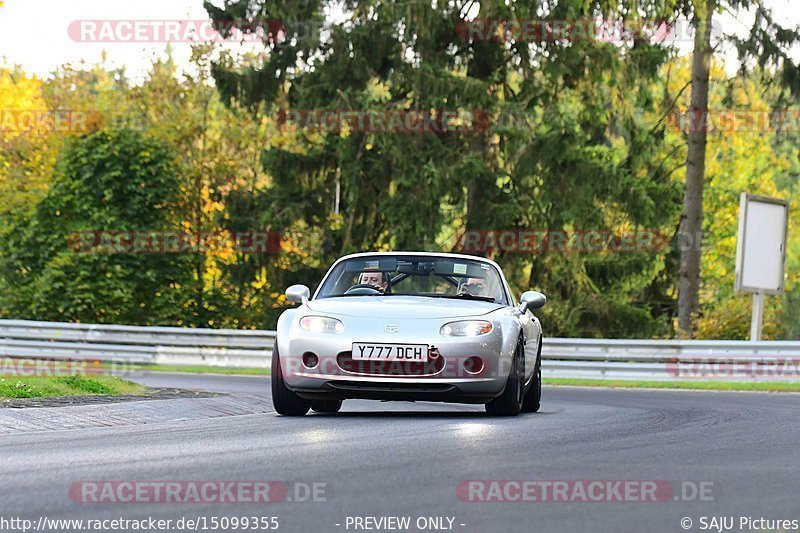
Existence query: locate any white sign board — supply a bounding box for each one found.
[734,193,789,295]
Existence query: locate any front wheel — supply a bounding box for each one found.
[522,358,541,413]
[485,340,524,417]
[271,341,311,416]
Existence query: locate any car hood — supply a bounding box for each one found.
[306,296,504,319]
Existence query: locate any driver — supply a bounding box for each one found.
[358,271,389,292]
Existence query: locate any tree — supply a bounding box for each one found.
[205,0,687,336]
[678,0,715,337]
[0,67,55,223]
[127,47,279,328]
[0,128,195,324]
[677,0,800,338]
[657,54,800,339]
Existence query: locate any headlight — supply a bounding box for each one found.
[440,320,493,336]
[300,315,344,334]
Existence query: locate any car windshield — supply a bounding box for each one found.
[315,255,507,304]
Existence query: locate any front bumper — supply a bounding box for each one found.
[278,325,514,404]
[290,380,499,404]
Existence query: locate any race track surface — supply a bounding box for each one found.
[1,372,798,533]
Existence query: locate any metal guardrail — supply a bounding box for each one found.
[542,338,800,381]
[1,320,798,380]
[0,320,275,368]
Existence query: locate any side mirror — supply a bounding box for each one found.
[518,291,546,313]
[285,284,310,305]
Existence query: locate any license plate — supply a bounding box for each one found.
[352,343,428,362]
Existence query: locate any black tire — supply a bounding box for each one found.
[271,341,311,416]
[311,400,342,413]
[485,340,525,417]
[522,341,542,413]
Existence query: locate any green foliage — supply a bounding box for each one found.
[58,375,113,394]
[0,128,196,324]
[0,378,44,398]
[205,0,683,337]
[0,375,144,398]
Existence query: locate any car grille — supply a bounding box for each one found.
[336,352,445,376]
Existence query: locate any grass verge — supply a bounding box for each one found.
[543,378,800,392]
[0,375,146,399]
[140,364,270,375]
[23,364,790,393]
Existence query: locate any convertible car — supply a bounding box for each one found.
[271,252,546,416]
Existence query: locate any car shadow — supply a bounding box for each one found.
[316,411,486,418]
[307,410,551,419]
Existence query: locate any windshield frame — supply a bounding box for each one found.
[312,253,513,305]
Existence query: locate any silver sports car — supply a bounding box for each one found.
[271,252,546,416]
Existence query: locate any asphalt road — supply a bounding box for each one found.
[2,373,799,533]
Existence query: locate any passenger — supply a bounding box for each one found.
[458,276,494,298]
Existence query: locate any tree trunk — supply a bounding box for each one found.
[678,2,715,339]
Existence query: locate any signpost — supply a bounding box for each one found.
[734,193,789,341]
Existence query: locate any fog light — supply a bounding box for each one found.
[463,356,484,374]
[302,352,319,368]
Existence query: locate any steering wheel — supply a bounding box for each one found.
[344,284,383,296]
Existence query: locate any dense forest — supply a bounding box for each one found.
[1,0,799,339]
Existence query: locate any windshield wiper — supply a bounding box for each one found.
[431,294,497,303]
